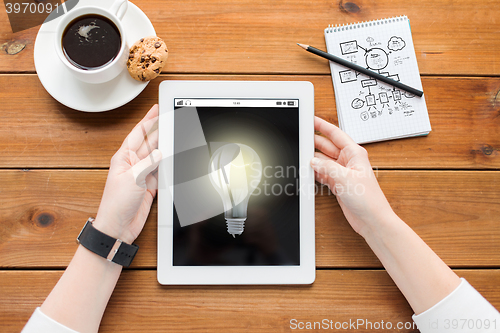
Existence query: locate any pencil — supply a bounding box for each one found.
[297,43,423,97]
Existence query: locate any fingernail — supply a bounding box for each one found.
[311,157,320,166]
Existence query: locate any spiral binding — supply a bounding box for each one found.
[324,15,407,33]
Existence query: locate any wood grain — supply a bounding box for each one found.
[0,75,498,169]
[1,169,498,269]
[1,0,500,75]
[1,269,499,333]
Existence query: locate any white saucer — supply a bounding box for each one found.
[34,0,156,112]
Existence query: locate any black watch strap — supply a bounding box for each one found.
[77,218,139,267]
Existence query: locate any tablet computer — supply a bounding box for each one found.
[157,81,315,284]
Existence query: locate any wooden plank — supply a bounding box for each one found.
[1,0,500,75]
[1,170,498,269]
[0,74,498,169]
[1,269,499,333]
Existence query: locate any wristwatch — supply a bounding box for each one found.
[76,217,139,267]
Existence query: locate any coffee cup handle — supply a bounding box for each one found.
[110,0,128,20]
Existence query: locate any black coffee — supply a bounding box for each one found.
[62,14,121,70]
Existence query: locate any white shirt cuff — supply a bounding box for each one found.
[413,278,500,333]
[22,307,79,333]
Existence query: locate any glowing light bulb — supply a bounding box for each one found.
[208,143,262,237]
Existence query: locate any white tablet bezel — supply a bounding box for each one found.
[157,80,315,285]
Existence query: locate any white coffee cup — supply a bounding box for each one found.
[55,0,128,84]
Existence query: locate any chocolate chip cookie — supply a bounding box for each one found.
[127,36,168,82]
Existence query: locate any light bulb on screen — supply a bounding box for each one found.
[208,143,262,237]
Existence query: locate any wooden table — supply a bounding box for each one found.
[1,0,499,332]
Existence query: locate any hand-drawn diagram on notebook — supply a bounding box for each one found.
[324,17,431,143]
[337,35,418,122]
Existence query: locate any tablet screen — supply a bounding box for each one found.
[172,98,300,266]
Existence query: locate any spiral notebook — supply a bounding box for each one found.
[324,16,431,144]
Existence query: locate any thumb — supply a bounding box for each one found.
[132,149,162,187]
[310,157,345,183]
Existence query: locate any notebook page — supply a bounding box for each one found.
[325,16,431,144]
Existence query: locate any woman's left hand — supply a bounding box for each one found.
[93,104,162,244]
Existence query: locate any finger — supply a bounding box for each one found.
[314,151,335,162]
[310,156,344,181]
[315,134,341,160]
[131,149,162,187]
[314,116,356,150]
[314,170,328,185]
[145,173,158,197]
[122,105,159,152]
[137,129,159,160]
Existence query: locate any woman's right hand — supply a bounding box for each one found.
[311,116,395,237]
